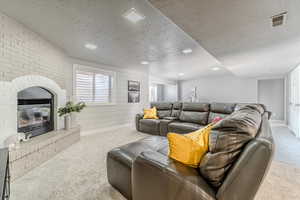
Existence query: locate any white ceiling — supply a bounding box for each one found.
[0,0,231,81]
[1,0,298,80]
[149,0,300,78]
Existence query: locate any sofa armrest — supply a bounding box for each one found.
[159,119,175,136]
[135,113,144,131]
[216,115,274,200]
[216,139,273,200]
[132,151,216,200]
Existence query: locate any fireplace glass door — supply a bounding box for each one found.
[17,87,54,138]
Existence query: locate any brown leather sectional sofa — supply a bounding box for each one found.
[107,102,274,200]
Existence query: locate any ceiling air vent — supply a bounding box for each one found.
[271,12,287,27]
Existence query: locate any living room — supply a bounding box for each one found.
[0,0,299,199]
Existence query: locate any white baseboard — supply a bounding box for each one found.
[270,120,287,126]
[81,123,133,136]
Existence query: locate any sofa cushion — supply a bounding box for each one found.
[109,136,168,167]
[208,103,236,123]
[182,102,210,112]
[107,136,168,199]
[168,133,205,168]
[157,110,172,118]
[157,145,168,156]
[168,121,204,134]
[199,104,264,187]
[210,102,236,114]
[132,151,217,200]
[151,102,173,110]
[180,112,209,125]
[139,119,161,135]
[208,112,229,124]
[143,107,158,119]
[151,102,172,118]
[179,103,209,125]
[235,103,265,113]
[168,124,213,168]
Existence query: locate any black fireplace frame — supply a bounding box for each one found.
[17,88,54,138]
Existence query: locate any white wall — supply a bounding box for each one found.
[258,79,285,120]
[149,76,178,102]
[179,75,258,103]
[71,59,149,133]
[164,84,178,102]
[0,12,72,93]
[0,11,150,139]
[0,11,71,144]
[286,66,300,137]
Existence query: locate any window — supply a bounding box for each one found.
[74,65,115,104]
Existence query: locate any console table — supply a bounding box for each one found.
[0,148,9,200]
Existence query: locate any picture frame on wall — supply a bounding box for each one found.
[128,91,140,103]
[128,80,140,91]
[128,80,140,103]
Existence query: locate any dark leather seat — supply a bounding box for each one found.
[107,136,215,200]
[133,151,216,200]
[168,121,204,133]
[108,103,274,200]
[136,102,175,135]
[138,119,162,135]
[107,136,168,200]
[208,102,235,123]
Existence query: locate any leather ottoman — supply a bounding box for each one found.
[106,136,168,200]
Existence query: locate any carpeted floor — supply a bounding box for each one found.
[10,126,300,200]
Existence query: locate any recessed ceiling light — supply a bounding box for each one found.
[85,43,97,50]
[212,67,220,71]
[123,8,145,23]
[182,48,193,54]
[178,73,184,76]
[141,61,149,65]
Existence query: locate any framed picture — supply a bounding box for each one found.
[128,91,140,103]
[128,80,140,91]
[128,80,140,103]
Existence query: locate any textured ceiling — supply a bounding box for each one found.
[0,0,230,80]
[149,0,300,78]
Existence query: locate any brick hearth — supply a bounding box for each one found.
[9,126,80,181]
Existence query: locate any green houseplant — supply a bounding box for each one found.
[58,101,86,130]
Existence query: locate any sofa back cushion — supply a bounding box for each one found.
[150,102,172,119]
[199,104,264,187]
[179,103,210,125]
[235,103,266,113]
[208,102,236,123]
[171,102,182,118]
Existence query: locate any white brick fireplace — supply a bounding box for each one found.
[0,11,79,180]
[0,75,67,146]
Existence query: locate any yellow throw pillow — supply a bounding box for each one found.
[143,107,159,119]
[186,123,213,147]
[167,124,214,168]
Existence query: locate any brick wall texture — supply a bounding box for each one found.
[0,12,72,91]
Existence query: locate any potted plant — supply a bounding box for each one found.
[58,101,86,130]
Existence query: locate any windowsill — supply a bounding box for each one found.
[85,102,116,106]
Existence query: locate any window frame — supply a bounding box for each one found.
[73,64,117,106]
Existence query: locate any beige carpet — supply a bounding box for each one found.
[10,127,300,200]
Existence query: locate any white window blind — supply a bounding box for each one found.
[75,66,115,104]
